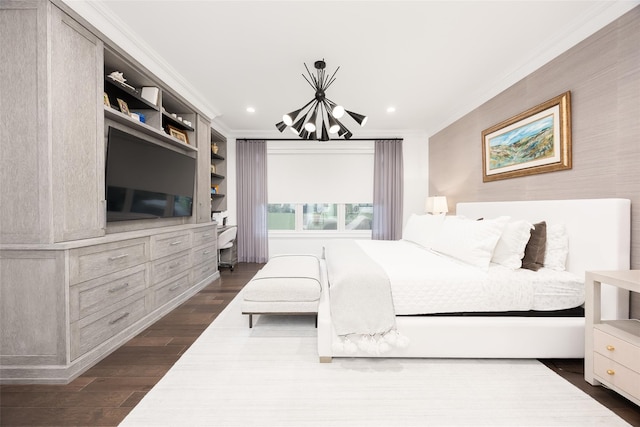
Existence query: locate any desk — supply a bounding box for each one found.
[217,225,238,271]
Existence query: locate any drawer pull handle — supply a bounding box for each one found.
[606,369,615,376]
[109,312,130,325]
[169,263,178,269]
[203,250,212,255]
[202,267,210,273]
[108,283,129,293]
[169,285,181,291]
[203,233,212,237]
[108,254,128,261]
[606,345,615,351]
[170,241,182,246]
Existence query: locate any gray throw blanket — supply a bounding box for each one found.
[324,240,398,337]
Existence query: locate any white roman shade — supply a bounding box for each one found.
[267,141,374,204]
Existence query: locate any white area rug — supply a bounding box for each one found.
[121,292,629,427]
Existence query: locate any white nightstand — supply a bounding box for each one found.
[585,270,640,406]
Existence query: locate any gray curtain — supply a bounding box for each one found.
[236,140,269,262]
[372,139,404,240]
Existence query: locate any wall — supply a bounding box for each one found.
[429,7,639,316]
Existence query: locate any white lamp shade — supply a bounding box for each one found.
[426,196,448,214]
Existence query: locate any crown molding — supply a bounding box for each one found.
[61,0,221,122]
[429,1,639,137]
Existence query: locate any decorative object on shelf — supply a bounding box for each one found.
[167,125,189,144]
[107,71,137,92]
[116,98,130,116]
[103,92,111,107]
[183,119,192,127]
[210,164,216,173]
[212,143,219,154]
[425,196,448,215]
[482,91,572,182]
[132,112,146,123]
[141,86,159,105]
[275,59,368,141]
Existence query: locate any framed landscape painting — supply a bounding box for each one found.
[482,91,571,182]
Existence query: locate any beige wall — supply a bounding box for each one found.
[429,7,639,316]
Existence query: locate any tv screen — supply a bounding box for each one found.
[105,127,196,222]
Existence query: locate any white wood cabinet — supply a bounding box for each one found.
[1,223,218,383]
[0,1,221,384]
[0,0,104,244]
[585,270,640,406]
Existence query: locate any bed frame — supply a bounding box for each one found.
[317,198,631,362]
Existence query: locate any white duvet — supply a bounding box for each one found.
[356,240,585,315]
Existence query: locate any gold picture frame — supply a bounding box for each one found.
[167,125,189,145]
[481,91,571,182]
[116,98,130,116]
[103,92,111,107]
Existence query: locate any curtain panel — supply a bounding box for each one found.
[236,140,269,262]
[372,139,404,240]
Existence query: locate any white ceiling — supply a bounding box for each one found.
[66,0,638,138]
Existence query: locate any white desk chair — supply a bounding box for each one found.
[217,226,238,271]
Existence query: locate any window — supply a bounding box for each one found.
[267,203,296,230]
[267,203,372,232]
[345,203,373,230]
[267,140,374,234]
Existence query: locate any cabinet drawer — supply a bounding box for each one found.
[151,251,190,284]
[151,271,191,310]
[70,264,148,322]
[193,226,217,247]
[594,328,640,372]
[593,352,640,399]
[192,259,217,285]
[151,230,192,260]
[192,243,217,267]
[70,238,149,284]
[71,294,146,360]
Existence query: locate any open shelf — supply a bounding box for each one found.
[211,153,225,161]
[105,106,197,153]
[211,172,225,179]
[105,77,159,111]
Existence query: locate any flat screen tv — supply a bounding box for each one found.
[105,127,196,222]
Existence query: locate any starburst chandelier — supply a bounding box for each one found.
[275,59,368,141]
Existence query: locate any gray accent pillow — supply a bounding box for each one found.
[522,221,546,271]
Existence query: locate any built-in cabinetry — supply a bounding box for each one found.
[0,0,221,383]
[585,270,640,406]
[210,130,228,213]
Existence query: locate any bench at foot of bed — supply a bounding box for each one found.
[240,254,322,328]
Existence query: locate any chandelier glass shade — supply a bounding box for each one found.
[275,60,367,140]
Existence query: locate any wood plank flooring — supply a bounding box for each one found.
[1,262,639,426]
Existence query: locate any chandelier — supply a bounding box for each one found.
[275,59,368,141]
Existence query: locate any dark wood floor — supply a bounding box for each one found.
[1,262,639,426]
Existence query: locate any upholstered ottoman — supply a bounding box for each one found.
[241,254,322,328]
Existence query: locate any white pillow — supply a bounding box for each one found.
[491,219,534,270]
[431,216,510,270]
[402,214,445,249]
[544,223,569,271]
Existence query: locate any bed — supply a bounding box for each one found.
[317,198,631,362]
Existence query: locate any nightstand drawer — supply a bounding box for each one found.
[594,328,640,372]
[593,352,640,399]
[151,271,191,310]
[192,243,217,266]
[70,238,149,284]
[151,251,190,283]
[70,264,148,322]
[192,226,217,247]
[151,230,192,260]
[71,294,146,360]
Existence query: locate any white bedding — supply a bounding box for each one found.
[356,239,584,315]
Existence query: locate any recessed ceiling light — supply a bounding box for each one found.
[246,107,256,113]
[386,106,396,113]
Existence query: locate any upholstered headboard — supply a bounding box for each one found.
[457,198,631,319]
